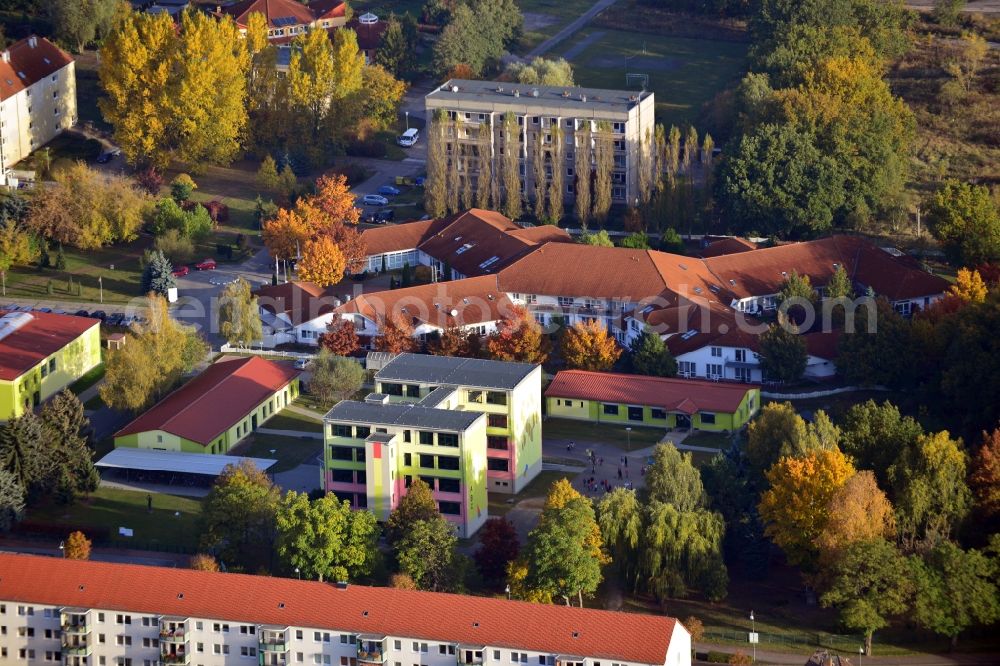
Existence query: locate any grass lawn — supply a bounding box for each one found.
[230,432,321,474]
[265,409,323,432]
[683,430,736,449]
[2,239,151,304]
[69,361,105,395]
[387,184,426,221]
[26,487,203,552]
[557,29,748,128]
[514,0,599,53]
[543,417,665,450]
[487,470,573,517]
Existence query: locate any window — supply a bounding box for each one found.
[678,361,696,376]
[333,424,353,438]
[419,454,435,469]
[650,408,666,420]
[419,431,434,445]
[487,458,509,472]
[383,383,404,396]
[707,364,723,378]
[487,414,508,429]
[486,391,507,406]
[330,446,354,461]
[711,347,722,357]
[700,412,717,425]
[403,453,412,466]
[627,406,643,421]
[438,433,458,447]
[331,469,354,484]
[735,349,746,363]
[412,642,428,653]
[438,478,460,493]
[438,456,460,471]
[557,296,574,307]
[487,436,508,450]
[602,404,619,416]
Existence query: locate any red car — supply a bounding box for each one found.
[171,266,190,278]
[195,258,217,271]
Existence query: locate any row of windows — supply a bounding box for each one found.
[401,452,461,471]
[601,404,668,421]
[329,426,461,449]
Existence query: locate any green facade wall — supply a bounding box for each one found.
[0,323,101,421]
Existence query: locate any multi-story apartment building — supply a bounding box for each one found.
[425,80,655,209]
[0,553,692,666]
[0,35,76,171]
[324,353,542,537]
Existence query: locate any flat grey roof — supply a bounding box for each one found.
[426,79,652,114]
[324,400,484,431]
[96,449,277,475]
[375,353,536,390]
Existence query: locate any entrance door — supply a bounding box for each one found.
[676,414,691,429]
[251,414,258,430]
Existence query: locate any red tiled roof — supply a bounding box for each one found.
[254,281,340,327]
[506,225,572,244]
[0,311,98,381]
[703,236,950,302]
[0,554,679,664]
[360,218,443,256]
[546,370,757,414]
[339,275,512,329]
[114,356,300,446]
[218,0,316,27]
[0,36,73,103]
[417,209,538,277]
[699,237,757,258]
[311,0,349,20]
[349,16,387,50]
[803,330,842,360]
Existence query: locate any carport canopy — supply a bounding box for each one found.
[96,448,277,477]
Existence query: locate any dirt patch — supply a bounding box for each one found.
[523,11,559,31]
[907,0,1000,13]
[587,53,683,72]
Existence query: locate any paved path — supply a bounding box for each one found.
[526,0,619,58]
[283,403,327,420]
[0,537,188,567]
[694,643,1000,666]
[256,427,322,440]
[274,463,322,494]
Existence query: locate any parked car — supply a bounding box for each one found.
[377,185,401,196]
[172,265,190,278]
[96,152,113,164]
[195,258,217,271]
[362,194,388,206]
[74,310,90,317]
[106,313,126,327]
[91,310,107,321]
[294,359,311,370]
[37,307,52,313]
[414,176,426,187]
[376,209,395,223]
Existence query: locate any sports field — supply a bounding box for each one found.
[558,28,748,128]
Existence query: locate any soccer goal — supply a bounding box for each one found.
[625,72,649,90]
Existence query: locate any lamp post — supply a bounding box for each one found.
[505,584,511,600]
[625,427,632,452]
[59,541,65,558]
[750,610,756,664]
[859,645,863,666]
[98,275,103,304]
[295,568,301,580]
[405,111,409,130]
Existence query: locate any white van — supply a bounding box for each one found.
[397,128,419,147]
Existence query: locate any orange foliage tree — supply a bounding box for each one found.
[297,237,346,287]
[816,471,895,558]
[374,312,416,353]
[189,554,220,571]
[313,174,361,226]
[970,428,1000,520]
[487,305,550,364]
[262,207,310,260]
[758,447,856,568]
[560,320,621,371]
[319,318,360,356]
[64,531,92,560]
[428,326,480,358]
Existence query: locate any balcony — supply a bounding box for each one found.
[457,647,485,665]
[260,639,288,653]
[61,644,92,657]
[159,628,187,643]
[161,651,191,665]
[357,637,388,664]
[61,623,88,635]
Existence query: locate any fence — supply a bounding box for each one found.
[705,629,864,653]
[219,343,316,361]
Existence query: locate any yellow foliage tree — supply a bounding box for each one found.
[189,554,220,571]
[816,471,895,559]
[170,10,249,166]
[543,479,610,566]
[262,208,310,261]
[297,236,346,287]
[949,268,988,303]
[288,27,337,138]
[560,320,622,371]
[64,531,92,560]
[758,448,856,568]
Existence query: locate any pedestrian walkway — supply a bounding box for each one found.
[284,403,327,420]
[256,427,322,440]
[0,536,188,568]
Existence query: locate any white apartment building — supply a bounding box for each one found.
[0,35,76,171]
[425,80,656,210]
[0,553,691,666]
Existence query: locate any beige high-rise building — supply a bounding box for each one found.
[0,35,76,171]
[425,80,656,213]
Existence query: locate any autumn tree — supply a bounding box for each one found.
[592,122,613,225]
[574,122,592,227]
[949,268,988,303]
[262,207,310,263]
[888,430,972,541]
[746,402,837,476]
[970,429,1000,521]
[64,531,92,560]
[474,517,520,587]
[629,328,677,377]
[758,447,855,568]
[287,27,336,144]
[427,326,478,358]
[560,320,621,371]
[309,350,365,408]
[386,478,438,547]
[816,471,895,560]
[359,65,407,132]
[189,554,220,572]
[48,0,117,52]
[926,180,1000,266]
[839,400,923,486]
[219,277,263,346]
[312,174,361,227]
[425,110,448,218]
[298,237,346,287]
[532,127,546,221]
[257,155,280,191]
[200,460,280,572]
[487,305,549,364]
[501,112,522,220]
[505,57,575,86]
[548,125,564,223]
[374,313,416,354]
[319,319,360,357]
[820,539,912,657]
[276,491,379,582]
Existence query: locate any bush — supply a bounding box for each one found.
[136,167,164,195]
[706,652,730,664]
[155,228,195,263]
[345,138,388,159]
[325,163,371,188]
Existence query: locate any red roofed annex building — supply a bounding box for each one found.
[114,355,300,454]
[546,370,760,431]
[0,35,76,171]
[215,0,348,44]
[0,310,100,421]
[0,553,692,666]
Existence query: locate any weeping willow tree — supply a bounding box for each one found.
[641,501,728,601]
[597,488,643,594]
[501,112,522,220]
[592,121,613,225]
[475,122,492,210]
[548,125,564,223]
[573,122,591,228]
[424,109,448,218]
[532,130,546,220]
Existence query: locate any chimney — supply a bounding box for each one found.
[28,36,37,48]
